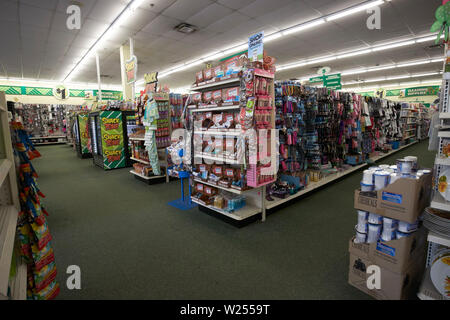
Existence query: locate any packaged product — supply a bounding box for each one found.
[196,71,204,84]
[203,68,213,81]
[32,280,60,300]
[212,65,224,78]
[33,262,57,292]
[212,90,222,104]
[203,91,213,104]
[223,87,240,104]
[192,93,202,104]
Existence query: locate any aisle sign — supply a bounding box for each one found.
[53,85,70,100]
[400,86,440,97]
[248,32,264,62]
[100,111,125,169]
[309,73,341,90]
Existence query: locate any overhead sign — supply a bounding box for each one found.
[317,66,331,76]
[125,55,138,84]
[144,71,159,93]
[53,85,70,100]
[248,31,264,62]
[400,86,440,97]
[309,73,341,90]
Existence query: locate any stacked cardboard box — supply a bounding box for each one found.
[349,174,432,299]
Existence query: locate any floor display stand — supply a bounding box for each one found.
[0,92,25,300]
[129,93,171,184]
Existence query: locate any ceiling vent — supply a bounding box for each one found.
[175,23,197,34]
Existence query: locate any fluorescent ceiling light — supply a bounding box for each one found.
[337,49,372,59]
[282,19,326,35]
[372,40,415,51]
[326,0,385,21]
[264,33,282,43]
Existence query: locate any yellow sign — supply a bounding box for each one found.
[125,55,138,84]
[144,72,158,84]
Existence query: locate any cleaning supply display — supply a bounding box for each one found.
[11,121,59,300]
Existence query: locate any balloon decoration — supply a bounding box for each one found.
[431,2,450,43]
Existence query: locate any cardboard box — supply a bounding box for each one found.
[354,173,432,223]
[348,252,425,300]
[348,227,426,274]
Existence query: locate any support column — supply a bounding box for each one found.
[119,44,132,101]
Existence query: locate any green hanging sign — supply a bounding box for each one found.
[309,73,341,89]
[401,86,440,97]
[0,85,123,100]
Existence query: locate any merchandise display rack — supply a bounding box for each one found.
[0,92,24,300]
[418,46,449,300]
[129,93,171,184]
[188,58,277,225]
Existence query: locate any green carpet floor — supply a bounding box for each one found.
[32,140,435,299]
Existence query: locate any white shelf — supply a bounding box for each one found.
[435,157,450,166]
[191,198,260,221]
[439,112,450,119]
[417,267,446,300]
[29,135,66,140]
[129,137,145,141]
[0,205,19,298]
[430,192,450,211]
[34,142,66,146]
[266,141,419,209]
[190,105,240,112]
[0,159,12,187]
[194,153,239,164]
[266,163,367,209]
[194,129,241,136]
[428,231,450,247]
[192,178,252,195]
[130,157,150,165]
[191,77,240,91]
[438,131,450,138]
[8,255,27,300]
[130,170,164,180]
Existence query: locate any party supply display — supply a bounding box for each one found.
[11,121,59,300]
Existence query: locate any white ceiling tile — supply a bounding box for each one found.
[78,18,110,39]
[20,0,58,10]
[302,0,363,16]
[71,35,97,50]
[186,3,234,29]
[118,10,157,32]
[0,1,19,22]
[87,0,126,24]
[140,0,176,14]
[163,0,214,21]
[238,0,295,19]
[56,0,97,14]
[20,5,53,29]
[217,0,256,10]
[141,14,180,36]
[204,11,249,33]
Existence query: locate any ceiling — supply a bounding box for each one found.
[0,0,444,91]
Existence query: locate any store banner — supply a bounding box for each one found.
[385,89,401,97]
[125,55,138,84]
[309,73,341,89]
[248,32,264,62]
[400,86,440,97]
[0,85,123,100]
[78,114,91,155]
[100,111,125,170]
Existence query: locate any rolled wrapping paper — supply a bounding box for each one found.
[384,168,395,174]
[389,165,397,171]
[357,210,368,226]
[374,170,390,190]
[417,169,431,176]
[389,173,400,185]
[360,183,374,191]
[396,159,413,174]
[383,217,398,229]
[404,156,418,172]
[398,220,419,233]
[361,169,375,185]
[368,212,383,224]
[396,230,414,239]
[381,227,397,241]
[379,164,390,170]
[355,230,367,243]
[367,224,382,243]
[356,222,368,233]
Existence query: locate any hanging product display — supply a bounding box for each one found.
[170,93,184,129]
[11,121,59,300]
[12,103,79,145]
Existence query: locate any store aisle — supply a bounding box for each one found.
[32,141,435,300]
